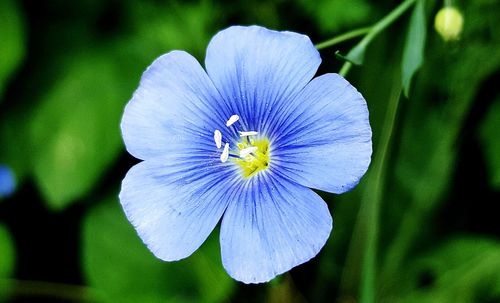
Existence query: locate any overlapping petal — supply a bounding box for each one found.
[220,174,333,283]
[271,73,372,193]
[205,26,321,132]
[121,51,227,160]
[119,155,240,261]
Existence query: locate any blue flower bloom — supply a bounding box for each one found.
[120,25,372,283]
[0,164,16,198]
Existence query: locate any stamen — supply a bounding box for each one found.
[220,143,230,162]
[239,146,258,158]
[214,129,222,149]
[226,115,240,127]
[238,131,258,137]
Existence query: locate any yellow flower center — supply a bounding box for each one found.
[234,138,270,178]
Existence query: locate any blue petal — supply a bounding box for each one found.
[119,156,239,261]
[220,174,333,283]
[0,165,15,198]
[205,26,321,131]
[271,73,372,193]
[121,51,227,160]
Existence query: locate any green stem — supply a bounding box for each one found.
[359,86,402,303]
[356,0,417,55]
[339,62,353,77]
[315,27,371,50]
[335,1,417,302]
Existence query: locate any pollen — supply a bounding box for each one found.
[234,138,271,178]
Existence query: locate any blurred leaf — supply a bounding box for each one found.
[0,0,25,100]
[401,0,426,97]
[29,53,126,210]
[125,0,216,61]
[479,96,500,189]
[82,197,235,303]
[400,237,500,303]
[298,0,372,34]
[0,224,15,278]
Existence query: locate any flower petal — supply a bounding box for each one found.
[271,73,372,193]
[220,174,332,283]
[119,156,239,261]
[121,50,226,160]
[205,26,321,131]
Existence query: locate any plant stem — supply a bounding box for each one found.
[333,1,417,302]
[315,27,371,50]
[351,3,417,301]
[339,62,353,77]
[360,86,402,303]
[354,0,417,57]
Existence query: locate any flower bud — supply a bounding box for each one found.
[434,6,464,41]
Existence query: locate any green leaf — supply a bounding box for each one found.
[0,0,25,100]
[400,237,500,302]
[344,41,369,65]
[0,224,15,278]
[401,0,426,97]
[82,197,235,303]
[29,53,126,210]
[479,96,500,189]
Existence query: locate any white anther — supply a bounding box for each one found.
[214,130,222,149]
[226,115,240,127]
[238,131,258,137]
[239,146,258,158]
[220,143,230,163]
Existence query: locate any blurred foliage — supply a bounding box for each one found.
[0,224,15,279]
[399,236,500,302]
[0,0,498,302]
[479,96,500,189]
[29,53,126,209]
[384,0,500,280]
[82,197,235,303]
[297,0,373,34]
[0,0,25,100]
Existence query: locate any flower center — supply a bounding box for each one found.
[213,114,271,178]
[235,137,270,178]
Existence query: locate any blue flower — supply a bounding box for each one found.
[0,164,16,198]
[119,25,372,283]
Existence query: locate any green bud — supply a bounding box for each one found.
[434,6,464,41]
